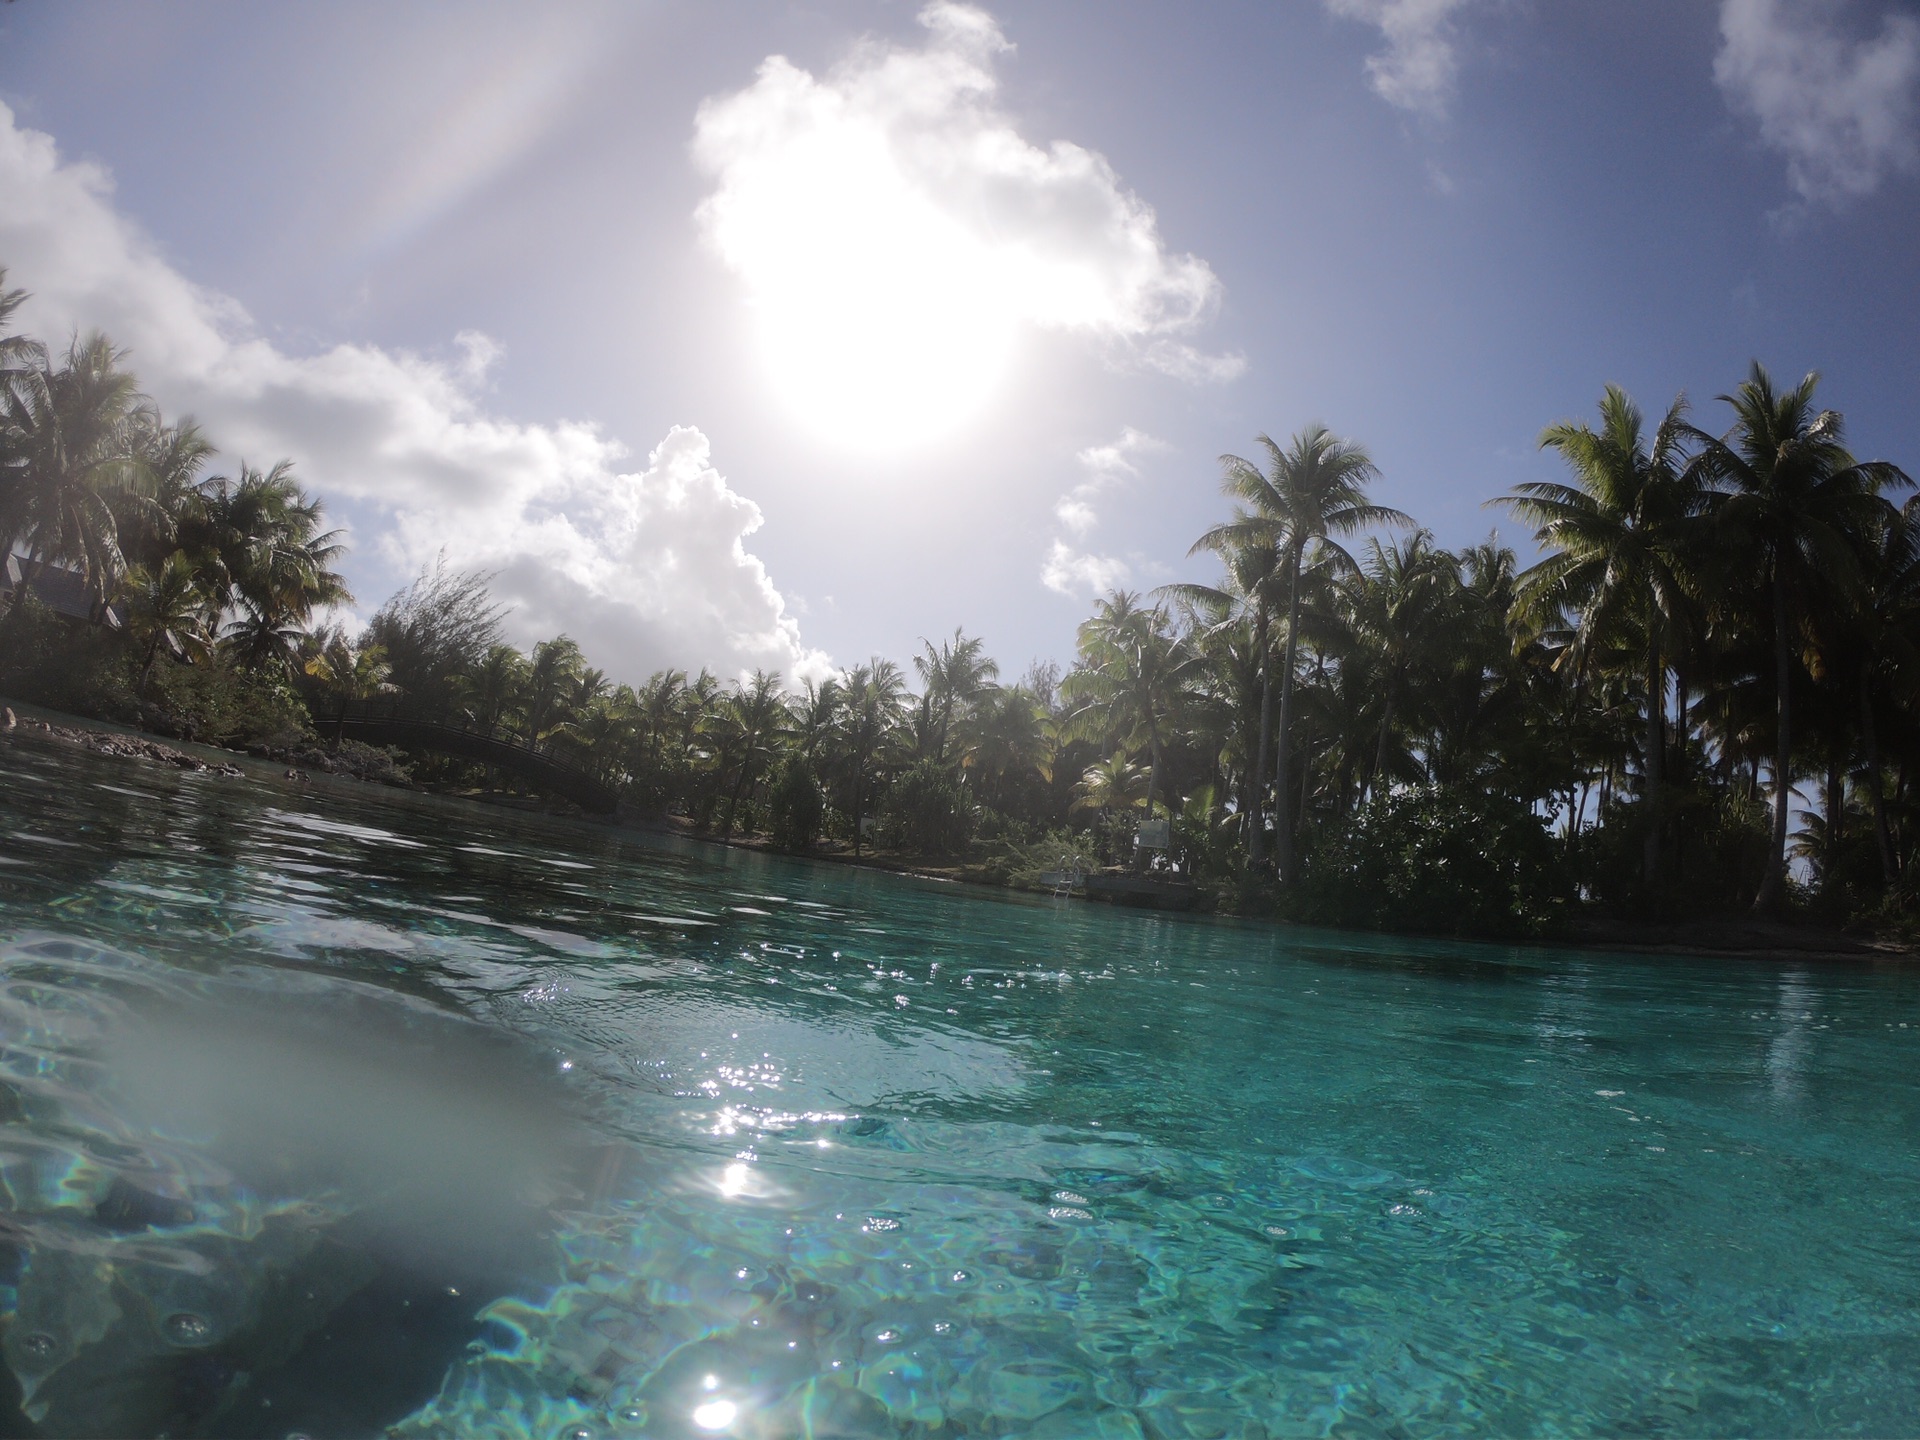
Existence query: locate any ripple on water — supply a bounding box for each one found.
[4,744,1920,1437]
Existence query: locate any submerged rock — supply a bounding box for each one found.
[0,935,589,1438]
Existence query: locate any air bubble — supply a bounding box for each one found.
[163,1312,213,1346]
[19,1331,55,1361]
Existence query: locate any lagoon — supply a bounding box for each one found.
[2,734,1918,1438]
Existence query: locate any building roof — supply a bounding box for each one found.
[4,553,125,628]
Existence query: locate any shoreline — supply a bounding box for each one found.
[6,699,1913,966]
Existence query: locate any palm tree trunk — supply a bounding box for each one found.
[1756,571,1793,912]
[722,747,753,839]
[137,629,166,698]
[1860,668,1897,884]
[1297,739,1314,833]
[1249,609,1271,865]
[1273,553,1304,882]
[1642,638,1663,886]
[1825,748,1843,888]
[1367,694,1396,805]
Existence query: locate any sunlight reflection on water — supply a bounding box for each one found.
[0,735,1918,1436]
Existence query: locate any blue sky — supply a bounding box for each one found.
[3,1,1917,684]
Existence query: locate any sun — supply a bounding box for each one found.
[709,127,1019,453]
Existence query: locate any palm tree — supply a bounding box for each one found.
[913,628,998,767]
[0,332,152,649]
[1198,428,1405,881]
[1683,364,1910,911]
[524,636,585,741]
[122,417,215,573]
[1060,591,1192,839]
[1071,752,1149,819]
[1503,385,1702,884]
[129,553,213,696]
[463,643,530,731]
[1345,531,1459,800]
[193,460,349,665]
[302,633,395,704]
[788,675,842,765]
[719,669,787,838]
[1847,502,1920,883]
[834,659,908,856]
[958,684,1054,813]
[0,268,48,404]
[1168,533,1283,862]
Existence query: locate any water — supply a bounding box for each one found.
[1,734,1918,1438]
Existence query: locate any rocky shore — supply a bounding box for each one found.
[4,705,245,777]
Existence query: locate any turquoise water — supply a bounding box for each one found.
[1,736,1918,1438]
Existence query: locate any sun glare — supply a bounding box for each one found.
[716,128,1017,452]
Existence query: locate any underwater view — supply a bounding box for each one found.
[2,736,1919,1438]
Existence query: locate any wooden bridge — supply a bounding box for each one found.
[317,701,621,815]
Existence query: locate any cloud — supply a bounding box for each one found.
[1324,0,1479,116]
[1715,0,1920,204]
[692,2,1240,449]
[1040,427,1164,597]
[0,103,827,687]
[1041,541,1131,598]
[1054,426,1164,535]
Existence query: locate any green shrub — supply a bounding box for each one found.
[145,659,311,749]
[880,760,973,856]
[1571,786,1769,918]
[768,758,826,852]
[1295,784,1570,939]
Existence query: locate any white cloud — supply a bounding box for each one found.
[0,103,828,687]
[1041,540,1131,598]
[1715,0,1920,204]
[1324,0,1478,116]
[692,2,1240,451]
[1040,427,1163,597]
[1054,426,1164,535]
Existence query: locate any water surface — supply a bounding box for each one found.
[2,734,1917,1437]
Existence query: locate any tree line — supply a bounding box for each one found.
[5,262,1917,935]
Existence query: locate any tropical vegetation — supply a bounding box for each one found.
[6,267,1918,938]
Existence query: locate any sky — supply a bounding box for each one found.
[2,0,1918,686]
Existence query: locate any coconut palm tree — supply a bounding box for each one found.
[521,637,586,742]
[1167,533,1284,862]
[1854,503,1920,882]
[1503,385,1703,883]
[1060,591,1193,834]
[129,553,213,696]
[1683,364,1910,911]
[464,643,530,732]
[302,632,395,704]
[0,268,47,402]
[719,669,787,838]
[788,675,842,765]
[1198,428,1405,881]
[834,659,908,855]
[193,460,348,665]
[914,628,998,768]
[958,684,1054,813]
[1345,531,1459,801]
[1071,752,1149,818]
[121,417,215,573]
[0,332,152,647]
